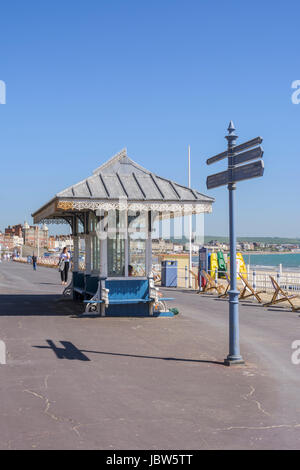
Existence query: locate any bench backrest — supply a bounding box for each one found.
[85,275,99,294]
[73,271,85,289]
[105,279,149,300]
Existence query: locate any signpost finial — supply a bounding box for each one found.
[226,121,238,147]
[228,120,235,132]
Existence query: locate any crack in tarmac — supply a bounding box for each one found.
[242,385,270,417]
[217,423,300,431]
[22,376,83,440]
[23,389,60,422]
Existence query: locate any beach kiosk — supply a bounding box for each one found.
[32,149,214,316]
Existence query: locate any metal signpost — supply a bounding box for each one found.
[206,122,264,365]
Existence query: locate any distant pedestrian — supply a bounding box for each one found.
[32,254,37,271]
[58,247,70,285]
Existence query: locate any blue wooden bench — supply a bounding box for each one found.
[106,279,150,303]
[82,278,174,316]
[105,279,151,316]
[83,278,152,316]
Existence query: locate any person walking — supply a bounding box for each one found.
[32,254,37,271]
[58,247,70,285]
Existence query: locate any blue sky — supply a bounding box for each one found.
[0,0,299,237]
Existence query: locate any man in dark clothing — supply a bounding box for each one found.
[32,255,37,271]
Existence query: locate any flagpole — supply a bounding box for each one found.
[188,145,192,288]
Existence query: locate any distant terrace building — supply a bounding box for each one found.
[24,222,48,248]
[5,224,23,238]
[152,239,174,253]
[22,222,49,249]
[0,233,22,251]
[48,235,73,251]
[3,222,49,249]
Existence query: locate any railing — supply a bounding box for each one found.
[14,256,59,268]
[152,263,300,294]
[246,271,300,293]
[200,268,300,294]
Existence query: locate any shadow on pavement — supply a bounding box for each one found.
[34,340,90,361]
[0,294,81,316]
[33,339,225,365]
[265,307,296,313]
[239,302,264,307]
[38,282,61,286]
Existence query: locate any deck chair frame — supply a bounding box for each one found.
[200,270,224,295]
[239,272,263,303]
[263,276,300,312]
[218,272,230,298]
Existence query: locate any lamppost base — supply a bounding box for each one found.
[224,357,245,366]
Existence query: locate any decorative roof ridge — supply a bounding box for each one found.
[92,148,127,174]
[93,148,152,176]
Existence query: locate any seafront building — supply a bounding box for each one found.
[0,222,49,256]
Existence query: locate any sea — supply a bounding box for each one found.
[242,253,300,272]
[191,253,300,272]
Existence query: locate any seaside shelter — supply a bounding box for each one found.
[32,149,214,316]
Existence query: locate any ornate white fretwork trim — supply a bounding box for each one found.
[57,200,212,214]
[39,218,70,225]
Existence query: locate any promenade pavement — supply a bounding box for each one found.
[0,260,300,450]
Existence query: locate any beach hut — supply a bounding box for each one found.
[32,149,214,316]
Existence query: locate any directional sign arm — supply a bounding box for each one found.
[233,159,264,183]
[233,146,263,166]
[206,150,228,166]
[206,160,264,190]
[206,169,228,189]
[206,137,263,166]
[232,136,263,155]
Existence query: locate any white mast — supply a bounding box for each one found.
[37,226,40,258]
[188,145,192,288]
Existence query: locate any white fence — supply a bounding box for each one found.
[14,256,59,268]
[203,268,300,294]
[246,271,300,293]
[153,263,300,293]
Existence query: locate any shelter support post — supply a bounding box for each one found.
[99,211,108,316]
[73,235,79,272]
[146,211,153,277]
[85,234,91,275]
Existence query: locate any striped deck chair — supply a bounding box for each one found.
[263,276,300,312]
[200,270,224,295]
[239,272,263,303]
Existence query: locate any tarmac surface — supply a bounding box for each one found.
[0,260,300,450]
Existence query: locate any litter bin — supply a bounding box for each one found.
[161,260,177,287]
